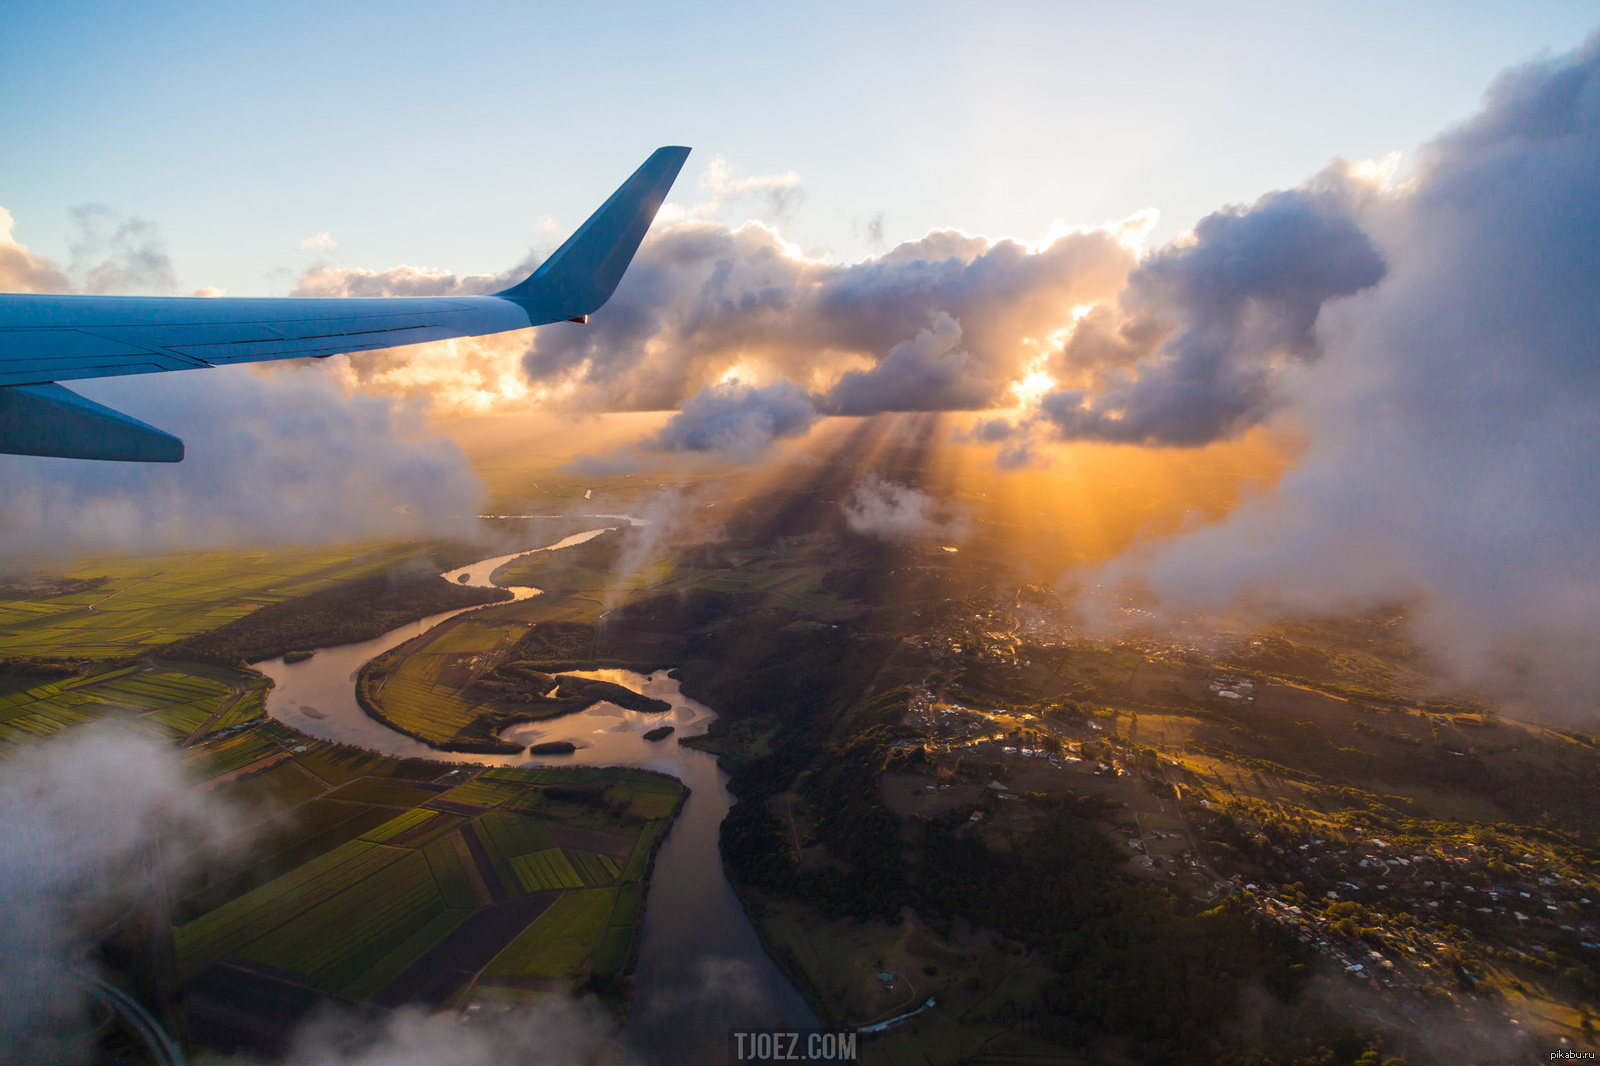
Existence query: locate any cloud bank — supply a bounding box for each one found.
[1,368,483,565]
[1085,35,1600,711]
[292,205,1142,423]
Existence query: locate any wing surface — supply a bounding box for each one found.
[0,146,689,459]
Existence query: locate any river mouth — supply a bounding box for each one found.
[256,527,816,1062]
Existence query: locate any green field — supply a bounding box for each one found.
[159,728,684,1008]
[0,541,450,658]
[479,887,620,981]
[0,658,276,753]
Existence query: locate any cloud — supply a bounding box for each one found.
[1087,33,1600,713]
[277,999,618,1066]
[290,261,521,299]
[820,311,998,415]
[647,379,818,454]
[0,207,72,293]
[842,474,968,543]
[517,214,1138,415]
[67,205,180,296]
[0,725,245,1064]
[697,155,803,219]
[0,367,484,565]
[1,203,203,297]
[268,158,1138,423]
[1037,163,1388,445]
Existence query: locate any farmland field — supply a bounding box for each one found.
[0,541,458,658]
[147,716,684,1041]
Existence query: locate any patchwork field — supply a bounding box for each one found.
[0,660,265,751]
[165,731,684,1049]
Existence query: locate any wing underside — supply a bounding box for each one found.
[0,145,689,461]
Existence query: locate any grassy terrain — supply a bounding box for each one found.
[0,541,465,659]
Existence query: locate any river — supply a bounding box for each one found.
[256,527,817,1063]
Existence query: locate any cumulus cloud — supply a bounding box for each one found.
[2,203,212,297]
[1088,34,1600,713]
[0,726,245,1064]
[697,155,803,219]
[517,214,1138,414]
[0,207,72,293]
[820,311,998,414]
[842,474,968,543]
[0,367,484,565]
[1037,164,1388,445]
[647,379,817,454]
[277,159,1139,422]
[290,261,522,300]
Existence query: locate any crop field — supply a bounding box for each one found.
[478,887,619,981]
[146,720,685,1022]
[366,651,496,747]
[0,541,446,658]
[183,727,288,779]
[508,848,588,891]
[323,776,448,807]
[0,658,269,751]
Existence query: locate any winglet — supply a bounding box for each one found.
[497,146,691,324]
[0,383,184,462]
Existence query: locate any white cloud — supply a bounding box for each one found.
[842,474,968,544]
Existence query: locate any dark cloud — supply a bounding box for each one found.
[1038,165,1387,445]
[1093,34,1600,713]
[647,379,817,453]
[0,368,483,564]
[820,311,998,414]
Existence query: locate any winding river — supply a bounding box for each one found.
[257,526,816,1063]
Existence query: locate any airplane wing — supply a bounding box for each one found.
[0,146,690,462]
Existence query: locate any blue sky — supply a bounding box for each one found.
[2,0,1598,296]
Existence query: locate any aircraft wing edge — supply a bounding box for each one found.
[0,145,691,459]
[0,383,184,462]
